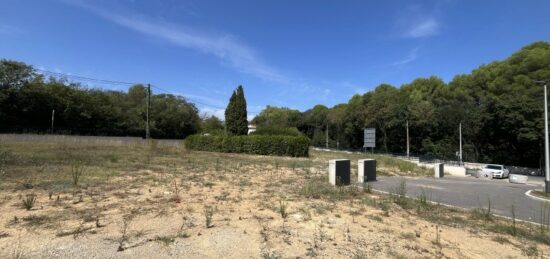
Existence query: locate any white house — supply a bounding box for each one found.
[247,124,257,135]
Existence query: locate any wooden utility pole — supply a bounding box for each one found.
[406,120,410,159]
[326,124,329,149]
[459,122,463,165]
[146,84,151,139]
[51,109,55,134]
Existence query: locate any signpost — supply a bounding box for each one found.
[363,128,376,153]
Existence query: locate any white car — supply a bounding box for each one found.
[481,164,510,179]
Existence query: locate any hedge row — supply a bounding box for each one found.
[185,134,310,157]
[251,126,304,137]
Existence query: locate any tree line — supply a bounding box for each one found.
[252,42,550,168]
[0,61,202,138]
[2,41,549,167]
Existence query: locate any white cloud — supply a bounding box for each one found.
[392,48,419,66]
[199,106,225,120]
[395,4,442,39]
[180,93,226,108]
[404,18,439,38]
[69,2,289,84]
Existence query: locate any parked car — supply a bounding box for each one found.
[481,164,510,179]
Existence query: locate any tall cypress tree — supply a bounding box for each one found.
[225,85,248,135]
[234,85,248,135]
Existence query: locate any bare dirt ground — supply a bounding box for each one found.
[0,135,548,258]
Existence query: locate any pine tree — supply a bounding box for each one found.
[225,85,248,135]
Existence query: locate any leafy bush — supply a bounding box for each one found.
[185,134,309,157]
[251,126,304,137]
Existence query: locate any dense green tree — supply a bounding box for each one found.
[0,60,201,138]
[225,85,248,135]
[202,115,224,133]
[0,59,34,89]
[252,41,550,167]
[251,106,301,128]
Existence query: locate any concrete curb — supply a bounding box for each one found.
[525,190,550,203]
[362,186,545,226]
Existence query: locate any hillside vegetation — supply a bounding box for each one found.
[252,42,550,167]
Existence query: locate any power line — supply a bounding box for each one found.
[36,68,261,115]
[36,69,139,86]
[151,84,261,114]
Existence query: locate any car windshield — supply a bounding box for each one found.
[486,165,502,170]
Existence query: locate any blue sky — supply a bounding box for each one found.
[1,0,550,118]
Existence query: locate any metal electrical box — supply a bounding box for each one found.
[358,159,376,183]
[329,159,351,186]
[434,163,444,178]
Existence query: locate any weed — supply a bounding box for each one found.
[472,196,493,221]
[353,249,367,259]
[511,204,517,236]
[434,225,441,247]
[363,182,372,193]
[155,235,176,246]
[368,214,383,222]
[204,205,215,228]
[538,201,550,234]
[22,215,52,228]
[491,235,510,244]
[117,215,132,251]
[71,161,85,187]
[520,243,539,258]
[400,232,416,240]
[279,198,288,219]
[22,193,36,210]
[171,179,181,203]
[261,250,282,259]
[390,179,410,209]
[56,223,94,239]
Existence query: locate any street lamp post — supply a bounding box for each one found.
[536,80,550,193]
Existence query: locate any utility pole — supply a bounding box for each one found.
[146,84,151,139]
[406,120,410,159]
[536,80,550,193]
[325,124,329,149]
[459,122,463,165]
[51,109,55,134]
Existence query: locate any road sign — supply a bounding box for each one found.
[363,128,376,148]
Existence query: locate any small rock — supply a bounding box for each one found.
[325,218,337,225]
[292,213,304,222]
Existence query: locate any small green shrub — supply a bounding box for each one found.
[185,134,309,157]
[204,206,214,228]
[22,193,36,210]
[279,198,288,219]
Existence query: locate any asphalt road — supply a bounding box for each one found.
[364,176,547,223]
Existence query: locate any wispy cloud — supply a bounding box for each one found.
[198,106,225,120]
[180,93,226,108]
[68,1,289,84]
[395,4,441,39]
[392,48,419,66]
[404,18,439,38]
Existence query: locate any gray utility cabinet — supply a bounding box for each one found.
[434,163,444,178]
[358,159,376,183]
[329,159,351,186]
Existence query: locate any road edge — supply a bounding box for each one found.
[525,190,550,203]
[364,186,545,226]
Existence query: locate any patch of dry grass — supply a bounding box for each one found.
[0,134,547,258]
